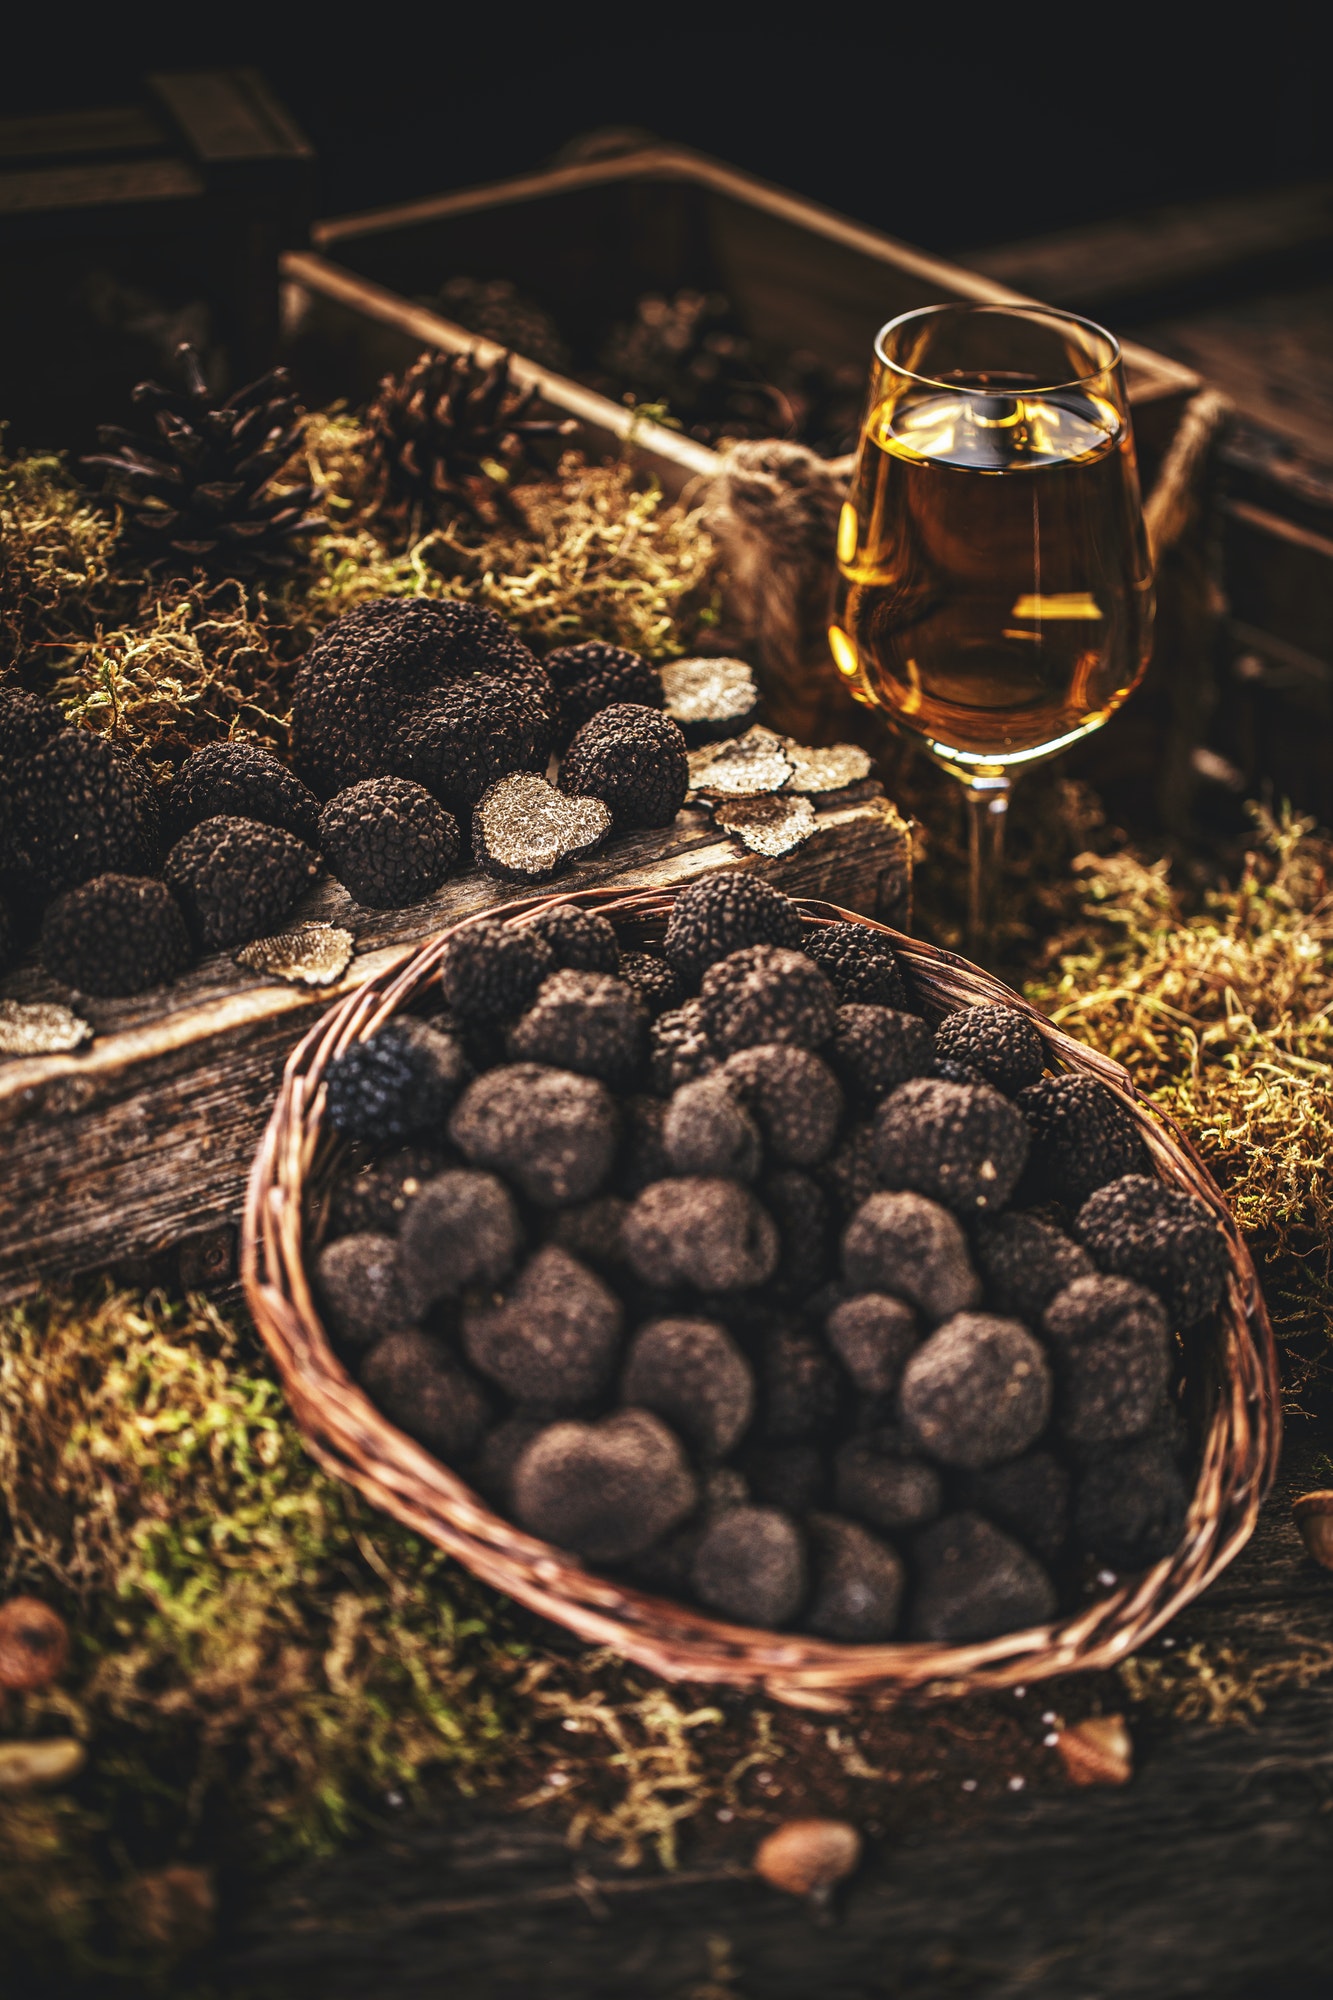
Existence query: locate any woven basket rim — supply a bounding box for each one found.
[241,887,1281,1705]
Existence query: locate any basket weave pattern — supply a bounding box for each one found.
[242,890,1281,1708]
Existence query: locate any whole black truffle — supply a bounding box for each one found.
[826,1293,917,1396]
[545,1195,631,1274]
[544,639,663,746]
[663,1075,761,1180]
[450,1063,618,1206]
[909,1512,1057,1641]
[649,1000,719,1092]
[1043,1274,1171,1448]
[1075,1174,1229,1326]
[318,776,459,907]
[325,1020,469,1144]
[622,1177,779,1291]
[761,1170,831,1296]
[806,1514,905,1641]
[1074,1438,1188,1569]
[744,1443,827,1516]
[972,1212,1094,1323]
[722,1044,842,1165]
[834,1436,942,1533]
[828,1004,935,1106]
[662,871,803,986]
[165,741,320,846]
[164,814,318,950]
[620,1094,673,1193]
[842,1191,980,1322]
[513,1409,697,1560]
[506,970,646,1085]
[804,922,908,1008]
[440,918,556,1021]
[619,950,685,1018]
[7,730,160,895]
[40,873,191,996]
[463,1245,623,1404]
[328,1144,451,1238]
[316,1232,415,1354]
[560,703,688,828]
[622,1316,755,1458]
[699,945,837,1055]
[760,1322,840,1443]
[1016,1073,1146,1208]
[690,1505,807,1628]
[525,903,621,975]
[962,1451,1071,1562]
[900,1313,1052,1469]
[469,1409,555,1509]
[394,673,555,815]
[874,1078,1030,1214]
[360,1329,491,1460]
[933,1004,1047,1097]
[819,1122,881,1221]
[0,687,63,764]
[396,1169,523,1314]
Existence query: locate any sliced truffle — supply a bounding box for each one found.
[973,1212,1094,1324]
[40,873,191,996]
[874,1077,1030,1214]
[804,923,909,1009]
[165,741,320,846]
[619,950,685,1018]
[316,1232,415,1353]
[473,772,612,882]
[762,1170,831,1296]
[391,673,555,816]
[933,1004,1047,1097]
[506,970,646,1085]
[828,1004,935,1106]
[963,1451,1071,1562]
[722,1044,842,1166]
[760,1322,841,1443]
[622,1177,779,1292]
[662,871,803,986]
[806,1514,905,1641]
[8,730,160,895]
[318,776,458,906]
[328,1144,451,1238]
[819,1122,881,1222]
[1075,1174,1229,1326]
[691,1505,807,1628]
[325,1020,469,1144]
[826,1293,917,1396]
[463,1244,623,1405]
[649,1000,720,1093]
[440,918,556,1021]
[909,1512,1057,1641]
[396,1169,523,1314]
[360,1329,491,1460]
[663,1074,761,1180]
[525,904,621,974]
[560,703,688,829]
[544,639,663,746]
[834,1437,942,1534]
[450,1063,618,1206]
[842,1191,980,1323]
[699,945,837,1055]
[621,1316,755,1459]
[1074,1438,1188,1569]
[900,1313,1052,1469]
[164,814,317,950]
[1043,1274,1171,1448]
[1016,1073,1146,1208]
[659,655,759,744]
[513,1409,697,1560]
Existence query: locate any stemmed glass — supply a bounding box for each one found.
[829,303,1154,957]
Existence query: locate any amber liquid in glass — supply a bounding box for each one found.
[829,376,1154,772]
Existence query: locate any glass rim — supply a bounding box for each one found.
[873,301,1122,395]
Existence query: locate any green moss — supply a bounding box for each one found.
[0,442,120,670]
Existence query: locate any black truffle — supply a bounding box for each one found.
[328,1145,451,1238]
[318,776,459,906]
[649,1000,720,1093]
[463,1244,624,1405]
[699,945,837,1055]
[826,1293,917,1396]
[1075,1174,1229,1326]
[506,970,646,1085]
[1016,1073,1146,1208]
[1043,1274,1171,1448]
[834,1436,942,1534]
[909,1512,1057,1641]
[440,918,556,1021]
[469,1409,555,1508]
[760,1322,840,1443]
[900,1313,1052,1469]
[842,1191,980,1322]
[819,1122,881,1221]
[972,1212,1094,1324]
[163,814,318,950]
[316,1232,415,1353]
[165,741,320,846]
[828,1004,935,1106]
[545,1195,631,1274]
[622,1177,779,1291]
[391,673,555,817]
[722,1044,843,1165]
[525,904,621,974]
[513,1409,697,1560]
[544,639,663,747]
[963,1451,1071,1562]
[619,950,685,1018]
[874,1078,1030,1214]
[620,1094,673,1193]
[744,1443,827,1516]
[662,871,803,986]
[396,1169,523,1314]
[0,686,63,765]
[621,1316,755,1459]
[1074,1438,1188,1569]
[805,1513,905,1641]
[40,872,191,996]
[8,729,160,895]
[450,1063,618,1206]
[804,922,908,1008]
[690,1505,807,1628]
[933,1003,1047,1097]
[761,1171,831,1296]
[663,1075,761,1180]
[325,1020,469,1144]
[560,703,688,829]
[360,1329,491,1460]
[472,772,612,881]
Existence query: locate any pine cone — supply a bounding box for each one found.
[365,348,577,531]
[83,346,321,578]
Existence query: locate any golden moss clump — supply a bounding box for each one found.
[1120,1634,1333,1726]
[0,443,120,669]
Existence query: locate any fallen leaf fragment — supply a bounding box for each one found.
[1055,1713,1133,1786]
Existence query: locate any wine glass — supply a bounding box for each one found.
[829,303,1154,957]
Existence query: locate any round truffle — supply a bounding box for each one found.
[622,1316,755,1459]
[165,741,320,846]
[962,1451,1071,1562]
[833,1437,942,1534]
[450,1063,618,1206]
[622,1177,779,1291]
[744,1443,827,1517]
[0,687,64,765]
[1074,1438,1188,1569]
[545,1194,630,1274]
[544,640,663,747]
[560,703,688,828]
[826,1293,917,1397]
[8,730,160,895]
[874,1077,1030,1214]
[762,1170,831,1296]
[760,1323,840,1443]
[1043,1273,1171,1448]
[842,1191,980,1323]
[691,1505,807,1628]
[164,814,318,950]
[1075,1174,1229,1326]
[649,1000,720,1093]
[1016,1073,1146,1208]
[663,871,804,986]
[440,918,556,1021]
[463,1244,624,1406]
[325,1019,469,1145]
[318,776,459,907]
[900,1313,1052,1469]
[819,1123,882,1222]
[972,1212,1094,1324]
[316,1232,415,1353]
[827,1004,935,1106]
[619,950,685,1018]
[525,904,621,975]
[328,1144,451,1238]
[506,970,646,1085]
[40,872,191,996]
[933,1004,1047,1097]
[360,1329,491,1460]
[804,922,908,1008]
[391,673,555,816]
[396,1169,523,1314]
[908,1512,1057,1641]
[699,945,837,1055]
[513,1409,697,1560]
[663,1074,761,1181]
[722,1044,842,1165]
[805,1514,905,1641]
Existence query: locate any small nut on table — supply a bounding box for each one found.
[0,1596,70,1693]
[1055,1714,1133,1787]
[754,1818,862,1904]
[1293,1491,1333,1571]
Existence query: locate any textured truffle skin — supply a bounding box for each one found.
[663,1075,761,1181]
[699,945,838,1055]
[622,1177,779,1291]
[440,918,556,1020]
[40,872,191,996]
[318,777,458,907]
[842,1191,981,1323]
[463,1245,623,1405]
[744,1443,826,1516]
[393,675,554,817]
[1074,1438,1187,1569]
[828,1004,935,1106]
[762,1171,831,1296]
[316,1233,415,1353]
[933,1004,1047,1097]
[8,730,160,895]
[834,1437,942,1534]
[621,1316,755,1458]
[165,741,319,846]
[396,1169,523,1314]
[819,1123,881,1221]
[826,1293,917,1396]
[1016,1073,1145,1208]
[908,1512,1057,1641]
[450,1063,618,1206]
[513,1409,697,1560]
[663,871,803,986]
[525,904,620,974]
[560,703,688,828]
[506,971,646,1085]
[325,1020,469,1144]
[0,687,64,765]
[1043,1274,1171,1447]
[164,814,317,949]
[544,640,663,746]
[618,950,685,1018]
[691,1505,807,1628]
[649,1000,719,1092]
[760,1324,840,1443]
[722,1045,842,1165]
[328,1145,451,1238]
[360,1330,491,1461]
[806,1514,905,1640]
[1075,1174,1229,1326]
[546,1195,631,1274]
[469,1410,554,1508]
[973,1212,1094,1323]
[874,1078,1030,1214]
[804,922,908,1008]
[900,1313,1052,1470]
[963,1451,1071,1562]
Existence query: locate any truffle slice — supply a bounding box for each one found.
[9,730,160,895]
[396,1170,523,1314]
[560,704,689,829]
[325,1020,469,1145]
[826,1293,917,1397]
[622,1316,755,1459]
[687,726,793,798]
[1074,1438,1188,1569]
[722,1044,842,1166]
[828,1005,934,1106]
[1043,1274,1171,1448]
[360,1330,492,1460]
[165,741,320,846]
[525,903,621,974]
[806,1514,905,1641]
[545,640,663,747]
[319,776,459,906]
[662,871,803,986]
[842,1191,980,1323]
[699,945,837,1055]
[659,656,759,744]
[973,1212,1094,1324]
[506,970,646,1085]
[933,1004,1047,1097]
[874,1078,1030,1215]
[440,918,556,1020]
[663,1075,761,1181]
[164,814,318,950]
[622,1177,779,1292]
[1016,1073,1146,1208]
[909,1512,1057,1641]
[834,1437,942,1534]
[804,923,908,1008]
[691,1505,807,1628]
[1075,1174,1229,1326]
[316,1233,415,1353]
[900,1313,1052,1470]
[40,873,191,997]
[462,1245,623,1405]
[450,1063,618,1206]
[473,772,612,882]
[513,1410,697,1561]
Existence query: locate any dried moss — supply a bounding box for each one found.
[1119,1635,1333,1726]
[0,442,119,669]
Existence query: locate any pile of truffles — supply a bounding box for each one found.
[315,876,1229,1644]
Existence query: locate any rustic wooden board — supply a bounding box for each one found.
[0,789,910,1303]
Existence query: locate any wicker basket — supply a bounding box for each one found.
[241,890,1281,1709]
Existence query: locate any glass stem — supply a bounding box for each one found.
[963,772,1011,962]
